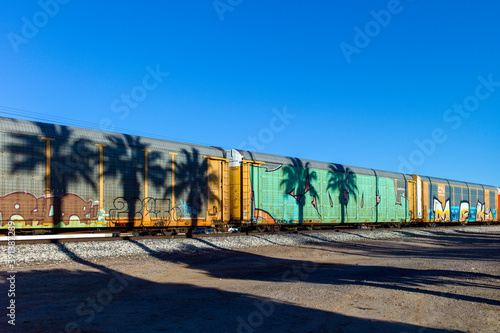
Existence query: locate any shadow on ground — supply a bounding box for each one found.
[2,231,499,332]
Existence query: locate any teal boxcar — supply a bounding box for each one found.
[227,149,411,227]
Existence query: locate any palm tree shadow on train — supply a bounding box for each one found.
[164,147,219,234]
[280,157,319,224]
[279,158,360,225]
[5,121,219,234]
[327,163,358,223]
[6,121,98,227]
[103,134,165,231]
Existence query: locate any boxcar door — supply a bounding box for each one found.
[206,157,229,225]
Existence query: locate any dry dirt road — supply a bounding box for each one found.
[1,230,500,333]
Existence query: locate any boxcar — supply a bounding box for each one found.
[410,175,498,223]
[1,116,498,234]
[226,149,412,229]
[0,117,229,233]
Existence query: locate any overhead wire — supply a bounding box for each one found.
[0,105,222,147]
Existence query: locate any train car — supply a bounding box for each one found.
[0,117,229,234]
[226,149,412,230]
[409,175,498,224]
[1,116,497,234]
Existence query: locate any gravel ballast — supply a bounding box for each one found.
[2,225,500,266]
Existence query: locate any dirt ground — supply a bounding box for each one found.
[1,230,500,333]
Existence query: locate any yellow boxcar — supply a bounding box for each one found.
[410,175,498,223]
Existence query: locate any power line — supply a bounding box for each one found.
[0,105,222,147]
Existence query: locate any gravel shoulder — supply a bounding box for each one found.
[2,226,500,265]
[1,226,500,332]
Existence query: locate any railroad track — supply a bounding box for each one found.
[1,223,497,245]
[1,229,317,244]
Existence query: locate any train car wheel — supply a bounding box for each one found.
[257,225,267,233]
[161,229,173,236]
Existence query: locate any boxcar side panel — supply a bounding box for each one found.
[249,163,409,224]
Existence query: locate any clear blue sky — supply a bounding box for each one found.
[1,0,499,186]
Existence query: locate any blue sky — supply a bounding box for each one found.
[1,0,500,186]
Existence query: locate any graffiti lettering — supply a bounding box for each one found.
[433,198,450,222]
[0,191,98,226]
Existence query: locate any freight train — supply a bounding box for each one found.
[0,116,498,235]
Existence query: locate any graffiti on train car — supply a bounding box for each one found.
[255,209,276,224]
[476,202,485,221]
[435,199,497,222]
[109,197,164,222]
[433,198,451,222]
[252,162,409,224]
[108,196,201,224]
[476,202,495,222]
[282,165,320,216]
[459,201,470,222]
[486,207,496,221]
[178,199,200,218]
[395,183,406,206]
[0,191,99,227]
